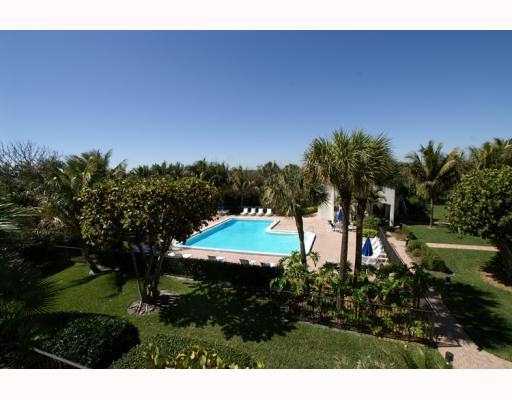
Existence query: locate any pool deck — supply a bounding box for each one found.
[174,213,355,269]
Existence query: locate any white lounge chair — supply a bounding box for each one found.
[208,255,225,262]
[265,209,272,216]
[240,258,257,266]
[168,252,191,259]
[240,207,249,216]
[260,261,276,267]
[257,208,264,216]
[249,208,257,216]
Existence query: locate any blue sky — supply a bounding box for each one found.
[1,31,511,168]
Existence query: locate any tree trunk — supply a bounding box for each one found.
[353,199,367,280]
[499,240,512,281]
[82,245,101,275]
[429,198,434,227]
[339,197,351,277]
[294,213,307,266]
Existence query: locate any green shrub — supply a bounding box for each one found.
[112,333,257,369]
[405,237,451,274]
[362,228,378,238]
[40,313,140,368]
[163,258,278,288]
[303,206,318,216]
[364,216,381,229]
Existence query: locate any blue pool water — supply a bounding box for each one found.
[183,218,305,255]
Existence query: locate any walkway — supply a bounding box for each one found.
[426,242,498,252]
[387,233,512,368]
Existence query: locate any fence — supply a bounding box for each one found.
[378,226,406,267]
[275,292,437,344]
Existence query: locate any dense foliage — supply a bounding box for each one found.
[164,258,278,288]
[81,176,218,306]
[112,333,256,369]
[39,313,140,368]
[447,166,512,277]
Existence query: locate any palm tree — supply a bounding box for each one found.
[304,129,359,273]
[406,141,460,227]
[351,134,394,277]
[44,150,126,273]
[229,166,258,209]
[263,164,326,265]
[469,137,512,170]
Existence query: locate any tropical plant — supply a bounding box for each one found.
[263,164,326,265]
[351,133,394,278]
[229,166,259,209]
[468,137,512,170]
[43,150,126,273]
[305,129,360,273]
[406,141,461,226]
[447,166,512,278]
[270,251,313,296]
[80,176,218,310]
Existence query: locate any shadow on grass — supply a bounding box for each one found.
[439,277,512,351]
[482,253,512,288]
[159,282,297,342]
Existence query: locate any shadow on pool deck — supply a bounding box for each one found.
[158,282,297,342]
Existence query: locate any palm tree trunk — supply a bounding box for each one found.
[339,197,351,276]
[430,198,434,227]
[294,213,307,266]
[353,199,367,280]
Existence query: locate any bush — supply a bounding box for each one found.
[362,228,378,238]
[40,313,140,368]
[405,237,451,274]
[364,216,381,230]
[112,333,257,368]
[303,206,318,216]
[163,258,278,288]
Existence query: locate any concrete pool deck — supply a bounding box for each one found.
[172,213,355,269]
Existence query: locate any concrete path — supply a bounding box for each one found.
[387,233,512,368]
[426,242,498,252]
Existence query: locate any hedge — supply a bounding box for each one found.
[163,258,279,288]
[112,333,257,368]
[404,232,451,274]
[39,313,140,368]
[362,228,378,238]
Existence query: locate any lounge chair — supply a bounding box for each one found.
[208,255,225,262]
[257,208,264,216]
[240,258,257,266]
[260,261,276,267]
[348,223,357,231]
[168,252,191,259]
[241,207,249,216]
[249,208,257,216]
[265,209,272,216]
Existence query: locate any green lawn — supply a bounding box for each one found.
[47,262,447,368]
[431,249,512,362]
[406,224,490,246]
[433,204,448,222]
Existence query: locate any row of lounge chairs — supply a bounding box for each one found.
[167,251,276,267]
[362,237,388,266]
[241,207,272,216]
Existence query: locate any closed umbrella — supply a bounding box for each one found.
[362,237,373,257]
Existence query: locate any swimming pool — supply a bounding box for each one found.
[180,218,315,256]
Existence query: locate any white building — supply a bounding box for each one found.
[317,184,398,227]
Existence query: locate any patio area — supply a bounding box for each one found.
[172,213,356,269]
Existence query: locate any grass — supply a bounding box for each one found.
[47,261,447,368]
[406,224,490,246]
[433,204,448,222]
[430,248,512,362]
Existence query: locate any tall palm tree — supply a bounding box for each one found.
[44,150,126,273]
[263,164,326,265]
[351,134,394,277]
[229,166,258,209]
[406,141,461,227]
[469,137,512,170]
[304,129,359,273]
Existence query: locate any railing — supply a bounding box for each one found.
[378,226,406,267]
[29,348,86,369]
[275,292,438,344]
